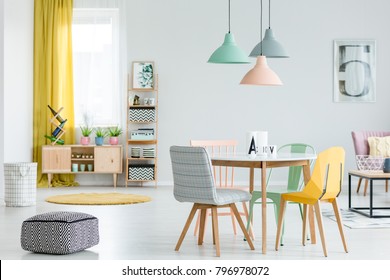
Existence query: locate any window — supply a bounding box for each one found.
[72,8,121,127]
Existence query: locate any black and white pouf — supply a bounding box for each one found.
[21,211,99,254]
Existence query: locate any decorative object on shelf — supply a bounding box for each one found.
[44,135,65,145]
[143,148,155,158]
[132,62,154,90]
[94,127,108,146]
[45,105,67,145]
[128,164,155,180]
[250,0,288,58]
[241,0,282,86]
[333,39,376,103]
[108,126,123,145]
[133,95,140,105]
[208,0,249,64]
[129,107,156,122]
[131,147,141,158]
[130,129,154,140]
[80,126,93,145]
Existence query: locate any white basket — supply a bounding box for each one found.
[4,162,37,207]
[355,155,384,171]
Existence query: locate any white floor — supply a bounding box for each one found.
[1,184,390,261]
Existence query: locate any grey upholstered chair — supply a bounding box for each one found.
[170,146,255,257]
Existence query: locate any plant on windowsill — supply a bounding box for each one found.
[108,126,123,145]
[94,127,108,146]
[80,126,94,145]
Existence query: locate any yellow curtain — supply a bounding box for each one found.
[33,0,78,187]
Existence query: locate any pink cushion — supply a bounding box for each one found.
[351,131,390,155]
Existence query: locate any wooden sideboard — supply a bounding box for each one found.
[42,145,123,187]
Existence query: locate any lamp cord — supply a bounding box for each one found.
[268,0,271,28]
[228,0,231,33]
[260,0,263,55]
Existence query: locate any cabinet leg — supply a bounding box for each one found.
[113,174,117,188]
[47,174,52,188]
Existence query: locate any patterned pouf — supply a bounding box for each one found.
[21,211,99,254]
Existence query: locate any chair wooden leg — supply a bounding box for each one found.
[175,204,199,251]
[211,206,220,257]
[302,204,308,246]
[242,201,254,240]
[229,206,237,235]
[356,177,363,193]
[386,180,389,193]
[313,201,327,257]
[363,179,369,196]
[275,197,287,251]
[331,198,348,253]
[198,208,207,245]
[308,205,316,244]
[230,203,255,250]
[193,209,201,236]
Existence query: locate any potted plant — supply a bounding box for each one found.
[108,126,123,145]
[80,126,93,145]
[94,127,108,146]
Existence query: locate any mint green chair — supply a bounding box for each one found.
[247,143,316,245]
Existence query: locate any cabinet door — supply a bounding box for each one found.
[42,146,71,173]
[94,146,122,173]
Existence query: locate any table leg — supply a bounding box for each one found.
[249,167,254,193]
[370,179,373,217]
[302,163,316,244]
[261,163,267,254]
[348,174,352,209]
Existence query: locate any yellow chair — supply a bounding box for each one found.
[275,147,348,257]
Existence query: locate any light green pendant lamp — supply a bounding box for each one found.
[249,0,288,58]
[208,0,249,64]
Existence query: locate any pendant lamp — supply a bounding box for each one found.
[241,0,282,86]
[249,0,288,58]
[208,0,249,64]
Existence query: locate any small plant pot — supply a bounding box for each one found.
[109,137,119,145]
[80,136,91,145]
[95,137,104,146]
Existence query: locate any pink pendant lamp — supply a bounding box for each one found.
[240,56,282,85]
[240,0,282,86]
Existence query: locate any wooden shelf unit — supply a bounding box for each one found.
[42,145,123,188]
[126,71,158,187]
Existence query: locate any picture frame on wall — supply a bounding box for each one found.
[131,61,155,90]
[333,40,376,103]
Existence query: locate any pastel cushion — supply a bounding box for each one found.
[368,136,390,157]
[21,211,99,254]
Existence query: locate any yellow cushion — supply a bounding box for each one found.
[368,136,390,157]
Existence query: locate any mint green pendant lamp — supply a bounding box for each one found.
[249,0,288,58]
[208,0,250,64]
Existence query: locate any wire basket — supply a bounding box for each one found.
[356,155,384,171]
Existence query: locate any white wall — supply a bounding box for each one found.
[3,0,33,164]
[2,0,390,189]
[0,0,5,202]
[126,0,390,185]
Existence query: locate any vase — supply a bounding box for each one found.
[95,137,104,146]
[109,137,119,145]
[80,136,91,145]
[384,158,390,173]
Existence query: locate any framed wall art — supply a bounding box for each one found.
[333,40,376,103]
[131,61,155,90]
